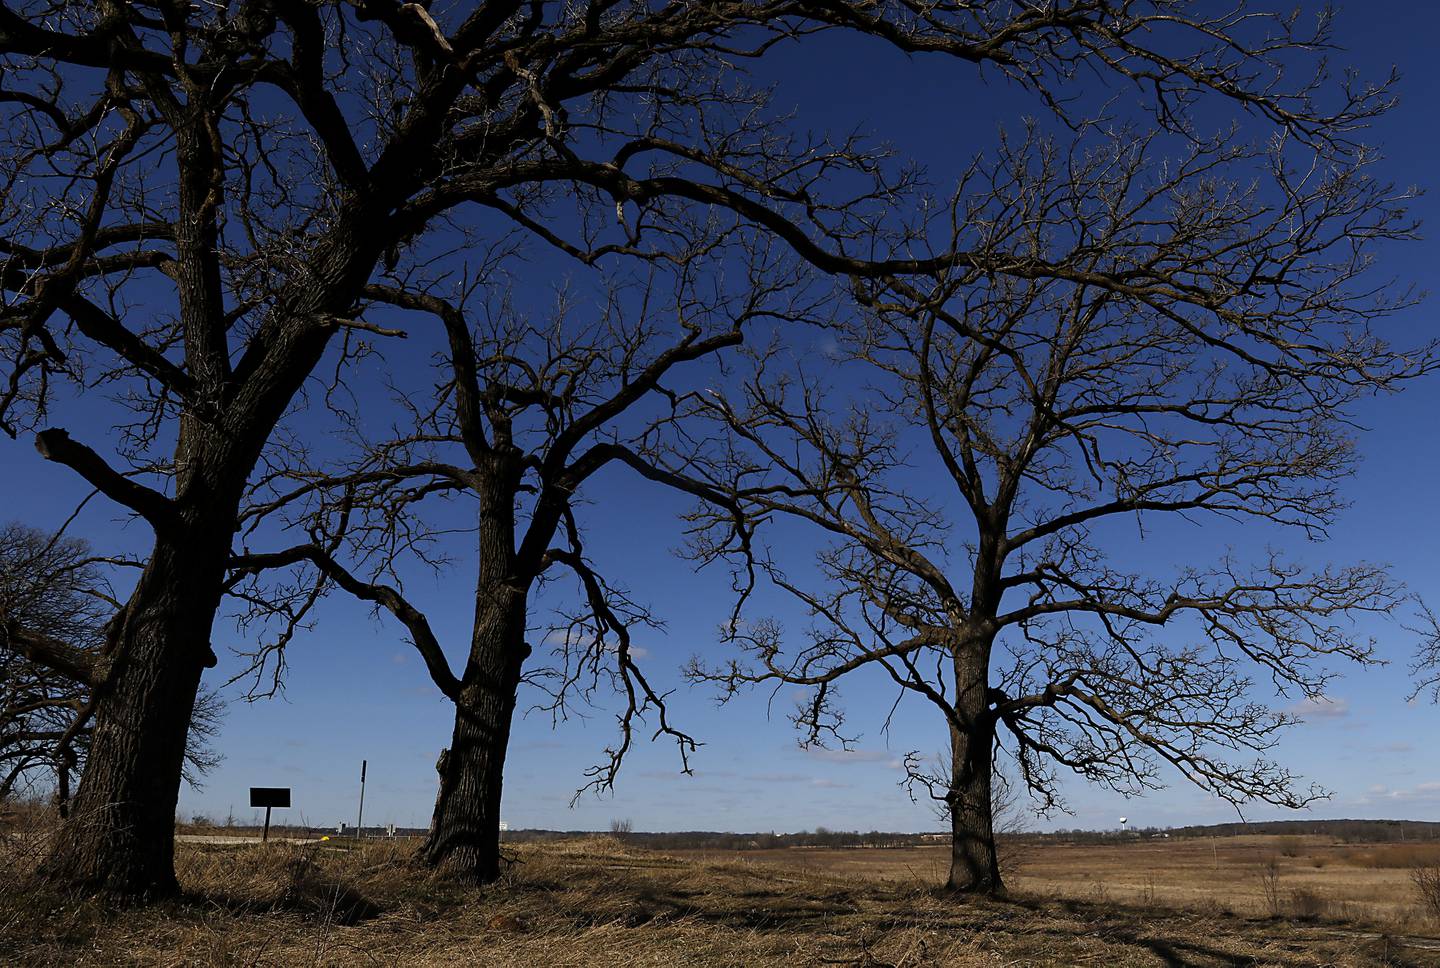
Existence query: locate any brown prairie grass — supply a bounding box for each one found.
[685,834,1440,936]
[1345,845,1440,870]
[3,820,1439,966]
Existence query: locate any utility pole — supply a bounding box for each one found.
[355,759,367,841]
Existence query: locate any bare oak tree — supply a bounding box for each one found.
[683,125,1431,893]
[229,248,788,882]
[0,0,1395,895]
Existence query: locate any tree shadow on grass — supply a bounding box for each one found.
[933,889,1430,968]
[186,852,384,926]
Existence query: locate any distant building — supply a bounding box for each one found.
[499,821,509,832]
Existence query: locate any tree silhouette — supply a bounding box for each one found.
[1,0,1400,895]
[684,125,1432,893]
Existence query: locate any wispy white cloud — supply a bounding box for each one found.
[637,770,689,782]
[540,628,650,660]
[746,772,851,790]
[1347,780,1440,807]
[1284,695,1350,720]
[803,748,904,769]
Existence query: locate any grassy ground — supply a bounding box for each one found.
[4,824,1440,966]
[676,834,1440,930]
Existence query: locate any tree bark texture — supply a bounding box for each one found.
[419,459,529,882]
[417,589,528,883]
[35,527,226,897]
[32,196,387,896]
[947,641,1002,894]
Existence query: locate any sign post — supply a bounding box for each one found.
[249,787,291,843]
[355,759,367,840]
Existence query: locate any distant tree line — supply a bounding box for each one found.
[1167,820,1440,844]
[506,819,1440,851]
[504,828,943,851]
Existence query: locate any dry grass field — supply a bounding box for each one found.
[677,834,1440,930]
[7,812,1440,968]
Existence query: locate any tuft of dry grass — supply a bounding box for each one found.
[4,821,1440,966]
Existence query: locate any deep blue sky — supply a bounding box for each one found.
[5,0,1440,835]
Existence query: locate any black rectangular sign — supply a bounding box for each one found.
[249,787,291,808]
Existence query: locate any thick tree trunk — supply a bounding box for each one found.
[419,457,529,883]
[946,716,1001,893]
[29,161,387,899]
[418,593,528,882]
[35,529,225,897]
[946,634,1002,894]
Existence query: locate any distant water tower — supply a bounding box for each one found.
[1119,817,1128,834]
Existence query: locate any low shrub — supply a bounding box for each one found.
[1289,889,1329,920]
[1258,858,1283,917]
[1411,863,1440,921]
